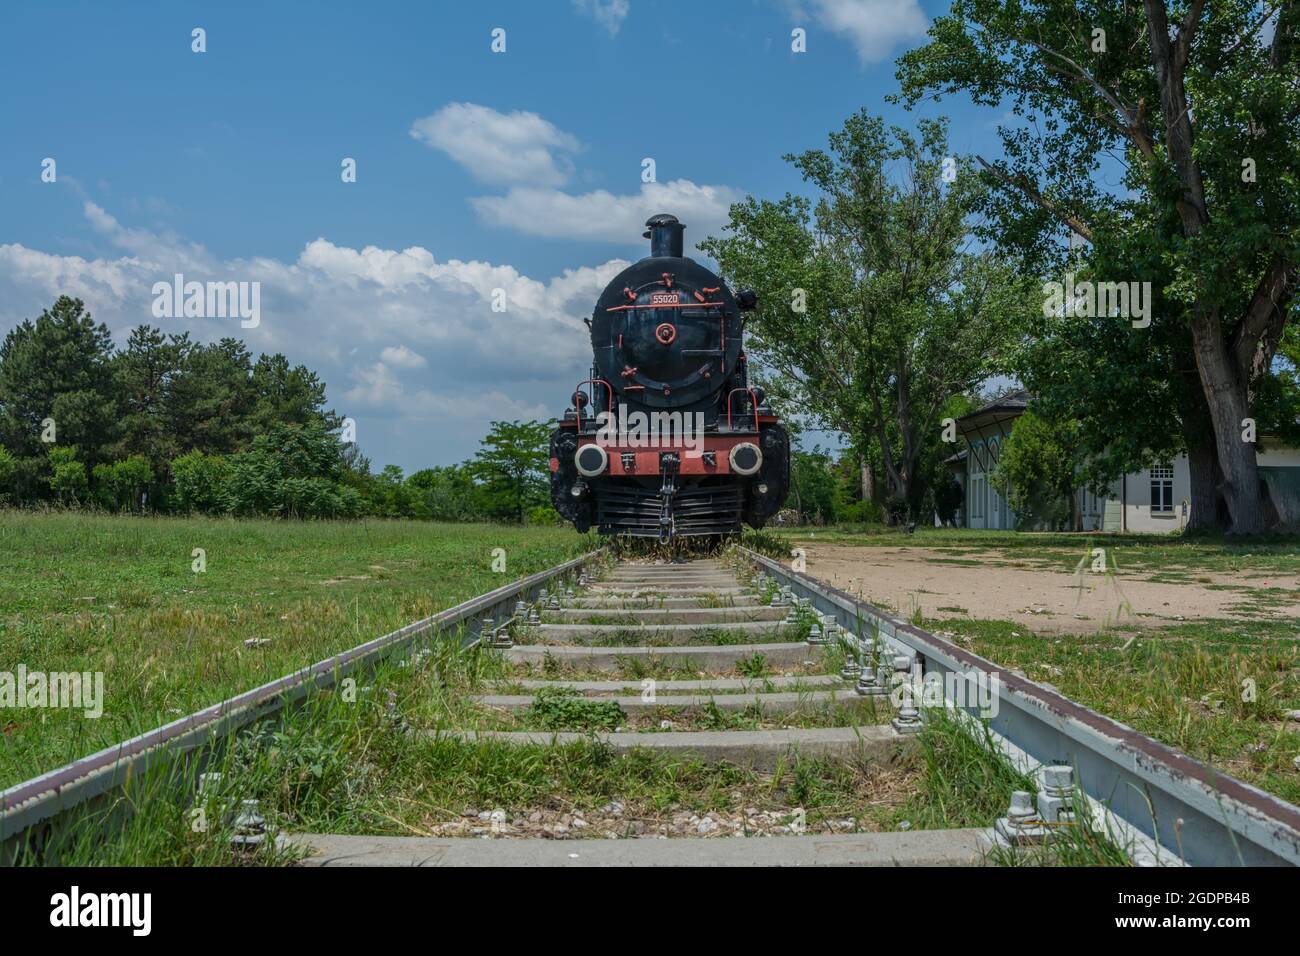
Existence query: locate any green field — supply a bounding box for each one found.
[0,511,593,789]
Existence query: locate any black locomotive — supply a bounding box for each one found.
[549,214,789,540]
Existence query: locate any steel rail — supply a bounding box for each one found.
[739,546,1300,867]
[1,549,604,854]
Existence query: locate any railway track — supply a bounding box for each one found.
[4,548,1299,867]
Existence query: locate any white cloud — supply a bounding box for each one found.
[409,103,582,187]
[0,204,628,467]
[379,345,427,368]
[344,361,546,422]
[83,200,211,270]
[472,179,742,252]
[791,0,928,63]
[572,0,630,35]
[410,104,742,253]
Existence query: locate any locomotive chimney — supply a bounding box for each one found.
[643,213,685,258]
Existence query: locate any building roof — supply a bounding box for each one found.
[955,388,1030,434]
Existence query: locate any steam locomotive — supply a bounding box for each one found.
[549,214,789,540]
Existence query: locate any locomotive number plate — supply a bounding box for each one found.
[650,292,680,305]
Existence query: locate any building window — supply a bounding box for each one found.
[1150,466,1173,513]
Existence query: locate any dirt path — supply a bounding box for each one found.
[797,545,1300,635]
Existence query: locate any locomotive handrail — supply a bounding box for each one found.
[574,378,614,431]
[725,388,759,433]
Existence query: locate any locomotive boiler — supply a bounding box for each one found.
[550,214,789,540]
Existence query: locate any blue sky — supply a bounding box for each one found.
[0,0,1002,470]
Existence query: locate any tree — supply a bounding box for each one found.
[1257,319,1300,449]
[895,1,1300,532]
[787,449,840,523]
[170,450,228,513]
[0,297,116,464]
[111,326,182,470]
[247,353,338,435]
[992,410,1081,530]
[47,447,88,505]
[469,420,552,523]
[408,465,485,521]
[164,337,256,455]
[0,446,16,503]
[113,456,154,511]
[371,464,417,517]
[702,112,1032,522]
[91,456,153,511]
[1011,263,1221,529]
[223,421,347,517]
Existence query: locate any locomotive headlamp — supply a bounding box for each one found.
[737,289,758,311]
[575,444,608,477]
[729,442,762,476]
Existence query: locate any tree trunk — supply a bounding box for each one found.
[1189,311,1264,534]
[1177,374,1222,532]
[860,456,874,503]
[1184,439,1219,532]
[1141,3,1267,534]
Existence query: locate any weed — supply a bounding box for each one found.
[526,687,623,732]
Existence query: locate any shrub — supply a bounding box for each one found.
[171,450,229,514]
[47,447,88,504]
[0,446,15,503]
[526,504,562,526]
[836,498,882,524]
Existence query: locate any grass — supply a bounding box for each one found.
[749,525,1300,806]
[515,625,797,647]
[927,613,1300,805]
[2,544,1135,866]
[402,639,863,734]
[774,524,1300,577]
[13,514,1250,866]
[908,709,1132,866]
[13,636,909,864]
[526,687,623,732]
[462,696,881,734]
[513,654,832,682]
[0,511,595,789]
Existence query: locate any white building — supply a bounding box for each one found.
[948,389,1300,533]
